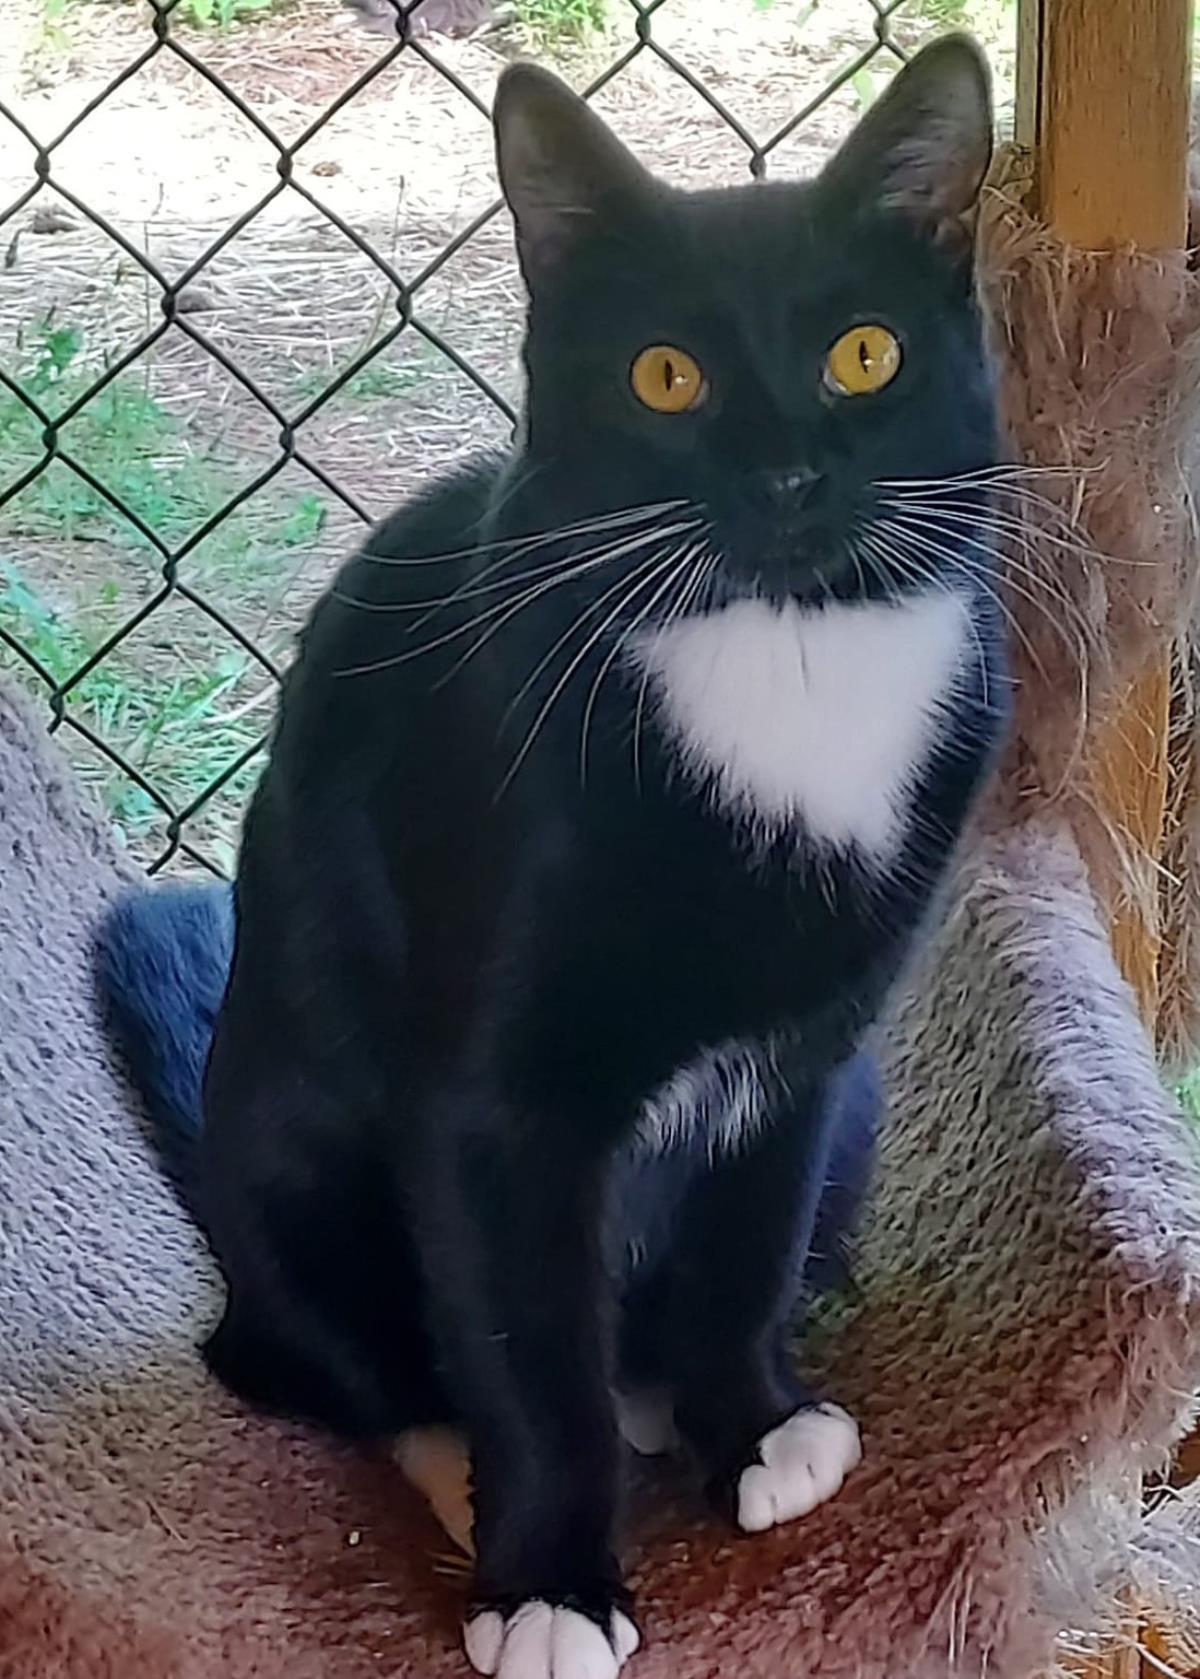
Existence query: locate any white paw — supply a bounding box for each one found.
[736,1403,861,1534]
[464,1603,640,1679]
[614,1387,679,1458]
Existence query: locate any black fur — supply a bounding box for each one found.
[99,880,877,1284]
[98,38,1006,1662]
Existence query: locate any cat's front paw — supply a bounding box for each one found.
[736,1402,861,1533]
[464,1601,640,1679]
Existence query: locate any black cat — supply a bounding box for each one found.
[99,38,1007,1679]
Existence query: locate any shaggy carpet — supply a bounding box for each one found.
[2,678,1199,1679]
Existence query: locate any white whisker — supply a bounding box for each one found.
[428,541,666,692]
[878,493,1134,570]
[357,498,689,571]
[500,543,681,731]
[856,527,992,708]
[407,517,703,632]
[578,543,709,787]
[627,546,718,791]
[880,509,1094,650]
[402,516,703,643]
[333,521,701,679]
[853,531,905,612]
[845,532,871,604]
[875,462,1101,492]
[496,550,690,802]
[868,518,1056,685]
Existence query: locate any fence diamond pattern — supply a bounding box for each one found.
[0,0,977,876]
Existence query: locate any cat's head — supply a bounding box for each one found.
[494,38,997,606]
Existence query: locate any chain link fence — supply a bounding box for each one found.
[0,0,1015,876]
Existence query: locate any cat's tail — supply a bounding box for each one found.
[94,882,234,1218]
[804,1047,883,1296]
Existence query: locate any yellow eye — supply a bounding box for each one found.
[630,345,707,414]
[823,324,902,397]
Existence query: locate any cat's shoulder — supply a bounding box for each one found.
[362,452,508,568]
[346,451,507,602]
[255,453,506,757]
[295,452,507,661]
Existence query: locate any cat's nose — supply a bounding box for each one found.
[761,467,820,510]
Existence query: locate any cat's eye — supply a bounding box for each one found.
[630,345,707,414]
[823,324,903,398]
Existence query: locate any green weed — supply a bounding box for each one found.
[510,0,607,47]
[0,317,329,868]
[42,0,290,34]
[0,558,267,866]
[291,357,433,405]
[175,0,284,25]
[3,320,222,550]
[850,64,879,111]
[1,317,328,567]
[37,0,71,51]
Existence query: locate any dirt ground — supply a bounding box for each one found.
[0,0,1017,871]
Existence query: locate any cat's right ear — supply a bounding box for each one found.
[819,34,993,244]
[494,65,651,287]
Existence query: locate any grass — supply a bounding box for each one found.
[0,317,349,869]
[45,0,292,32]
[0,318,326,561]
[510,0,608,46]
[0,559,267,872]
[1181,1075,1200,1130]
[0,311,455,869]
[290,344,440,405]
[173,0,287,25]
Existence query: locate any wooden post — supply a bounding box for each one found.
[1032,0,1191,254]
[1017,0,1191,1022]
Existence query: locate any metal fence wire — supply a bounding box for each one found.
[0,0,995,877]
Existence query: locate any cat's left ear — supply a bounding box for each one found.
[820,34,993,242]
[494,64,652,286]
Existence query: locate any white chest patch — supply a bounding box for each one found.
[632,591,970,858]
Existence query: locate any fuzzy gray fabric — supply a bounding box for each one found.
[1,677,1199,1679]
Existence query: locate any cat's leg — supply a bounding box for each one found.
[409,1108,638,1679]
[202,1212,451,1441]
[624,1067,862,1535]
[200,1018,453,1440]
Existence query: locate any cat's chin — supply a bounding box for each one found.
[703,547,867,613]
[705,576,874,616]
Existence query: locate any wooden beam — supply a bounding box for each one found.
[1032,0,1191,253]
[1014,0,1042,151]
